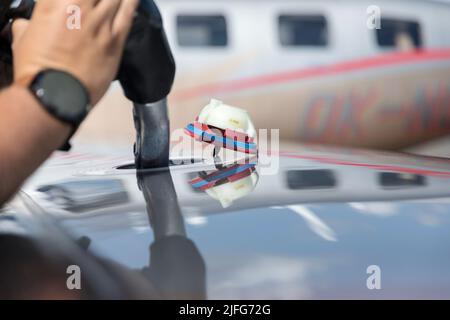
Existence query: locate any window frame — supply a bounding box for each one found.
[374,17,423,49]
[175,14,230,48]
[285,169,338,190]
[277,13,330,48]
[378,172,426,189]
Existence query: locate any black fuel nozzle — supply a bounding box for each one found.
[118,0,176,104]
[133,99,170,169]
[122,0,176,170]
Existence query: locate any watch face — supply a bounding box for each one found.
[31,70,90,125]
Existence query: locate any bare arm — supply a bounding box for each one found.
[0,85,71,204]
[0,0,138,205]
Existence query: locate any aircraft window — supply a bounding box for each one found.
[278,15,328,47]
[286,170,336,190]
[177,15,228,47]
[379,172,426,188]
[376,19,422,49]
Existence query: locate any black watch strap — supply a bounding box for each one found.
[28,69,91,151]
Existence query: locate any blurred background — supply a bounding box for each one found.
[74,0,450,157]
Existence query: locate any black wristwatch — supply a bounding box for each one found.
[28,69,92,151]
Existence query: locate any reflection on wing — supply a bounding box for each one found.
[287,205,338,242]
[37,179,129,212]
[189,160,259,208]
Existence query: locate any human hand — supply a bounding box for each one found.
[11,0,138,105]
